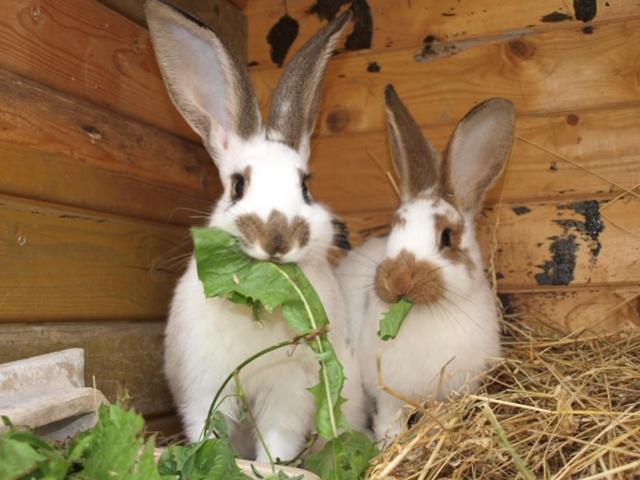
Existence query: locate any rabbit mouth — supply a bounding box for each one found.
[375,250,445,305]
[234,210,310,263]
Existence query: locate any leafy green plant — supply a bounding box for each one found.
[0,405,165,480]
[0,227,378,480]
[377,299,413,341]
[191,227,378,478]
[192,227,347,440]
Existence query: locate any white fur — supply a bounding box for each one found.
[166,136,366,461]
[147,1,365,459]
[337,198,501,440]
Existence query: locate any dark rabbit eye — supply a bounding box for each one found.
[440,227,453,249]
[301,175,312,204]
[231,173,245,201]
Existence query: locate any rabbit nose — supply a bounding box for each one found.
[265,232,289,258]
[375,250,445,305]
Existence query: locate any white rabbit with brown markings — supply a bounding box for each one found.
[145,0,366,461]
[337,85,515,440]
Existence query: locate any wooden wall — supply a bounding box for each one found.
[0,0,243,433]
[245,0,640,332]
[1,0,638,436]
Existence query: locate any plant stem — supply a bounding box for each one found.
[200,335,306,441]
[234,371,276,472]
[271,264,339,438]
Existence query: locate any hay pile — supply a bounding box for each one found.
[368,320,640,480]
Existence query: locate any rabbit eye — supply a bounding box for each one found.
[301,175,312,204]
[440,227,453,249]
[231,173,245,201]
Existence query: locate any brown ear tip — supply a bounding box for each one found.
[384,84,398,103]
[331,9,353,32]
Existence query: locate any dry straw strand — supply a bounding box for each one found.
[368,319,640,479]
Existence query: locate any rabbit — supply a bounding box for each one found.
[337,85,515,440]
[145,0,366,462]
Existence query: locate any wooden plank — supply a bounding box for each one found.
[500,287,640,334]
[307,105,640,213]
[98,0,247,60]
[481,197,640,290]
[340,195,640,290]
[251,18,640,137]
[246,0,638,67]
[0,321,173,417]
[0,194,191,322]
[0,0,196,140]
[0,70,220,226]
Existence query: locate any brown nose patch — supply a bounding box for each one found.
[235,210,310,258]
[375,250,444,305]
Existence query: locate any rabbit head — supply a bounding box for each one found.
[375,85,515,305]
[146,0,351,263]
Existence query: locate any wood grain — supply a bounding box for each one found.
[251,18,640,137]
[0,0,195,140]
[340,195,640,291]
[246,0,638,67]
[0,70,220,226]
[0,320,173,417]
[0,194,191,322]
[500,287,640,334]
[98,0,247,60]
[307,105,640,213]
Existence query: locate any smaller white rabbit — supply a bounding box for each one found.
[337,85,515,440]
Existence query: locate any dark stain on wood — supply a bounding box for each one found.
[582,26,595,34]
[367,61,381,72]
[566,114,579,125]
[267,14,300,67]
[345,0,373,51]
[441,12,456,17]
[574,0,597,22]
[512,206,531,216]
[549,161,558,172]
[419,34,458,61]
[535,235,579,285]
[326,109,350,133]
[508,39,536,60]
[556,200,605,263]
[307,0,372,51]
[541,11,572,22]
[307,0,351,21]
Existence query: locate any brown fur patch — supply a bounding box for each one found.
[375,250,444,305]
[235,210,310,258]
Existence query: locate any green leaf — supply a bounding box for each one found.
[180,439,251,479]
[0,428,70,479]
[0,436,45,480]
[192,228,347,440]
[377,299,413,340]
[304,431,378,480]
[158,444,200,476]
[79,404,161,480]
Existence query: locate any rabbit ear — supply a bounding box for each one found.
[444,98,515,212]
[145,0,261,161]
[384,85,441,202]
[266,11,352,160]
